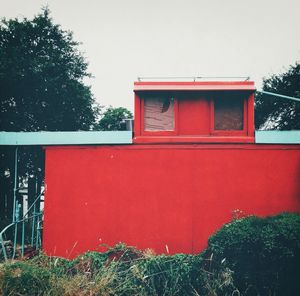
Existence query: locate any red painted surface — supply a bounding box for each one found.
[178,96,210,135]
[134,81,256,91]
[42,81,298,258]
[133,136,255,144]
[133,82,255,144]
[43,144,300,258]
[247,93,255,137]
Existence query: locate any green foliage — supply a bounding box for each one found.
[0,8,99,132]
[135,254,195,295]
[67,251,109,277]
[255,62,300,130]
[203,212,300,295]
[96,106,132,131]
[0,261,51,295]
[191,253,238,296]
[1,213,299,295]
[0,245,236,295]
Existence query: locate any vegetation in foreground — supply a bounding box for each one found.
[0,212,299,296]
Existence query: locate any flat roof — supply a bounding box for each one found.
[255,130,300,144]
[0,131,132,145]
[1,130,299,145]
[134,81,256,91]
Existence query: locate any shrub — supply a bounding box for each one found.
[67,251,108,277]
[136,253,195,295]
[191,254,239,296]
[203,212,300,295]
[0,261,51,295]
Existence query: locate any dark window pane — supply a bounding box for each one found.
[144,97,174,131]
[214,97,244,130]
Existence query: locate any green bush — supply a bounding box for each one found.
[191,254,238,296]
[136,254,195,295]
[0,261,51,295]
[203,212,300,295]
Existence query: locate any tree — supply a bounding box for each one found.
[255,62,300,130]
[97,106,133,131]
[0,8,100,224]
[0,8,99,131]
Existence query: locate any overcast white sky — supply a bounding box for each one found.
[1,0,300,111]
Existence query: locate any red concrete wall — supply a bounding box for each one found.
[43,144,300,258]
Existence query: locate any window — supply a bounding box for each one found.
[144,96,175,131]
[214,96,244,130]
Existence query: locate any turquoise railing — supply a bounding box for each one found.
[0,190,44,261]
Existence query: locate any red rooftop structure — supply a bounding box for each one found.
[42,81,300,258]
[133,81,255,143]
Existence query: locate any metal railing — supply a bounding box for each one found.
[0,190,44,261]
[137,76,250,81]
[257,90,300,103]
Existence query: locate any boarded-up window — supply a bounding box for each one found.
[144,97,174,131]
[214,97,244,130]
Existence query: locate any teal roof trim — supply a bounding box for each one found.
[0,131,132,145]
[1,131,299,145]
[255,130,300,144]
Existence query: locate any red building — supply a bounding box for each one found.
[43,81,300,258]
